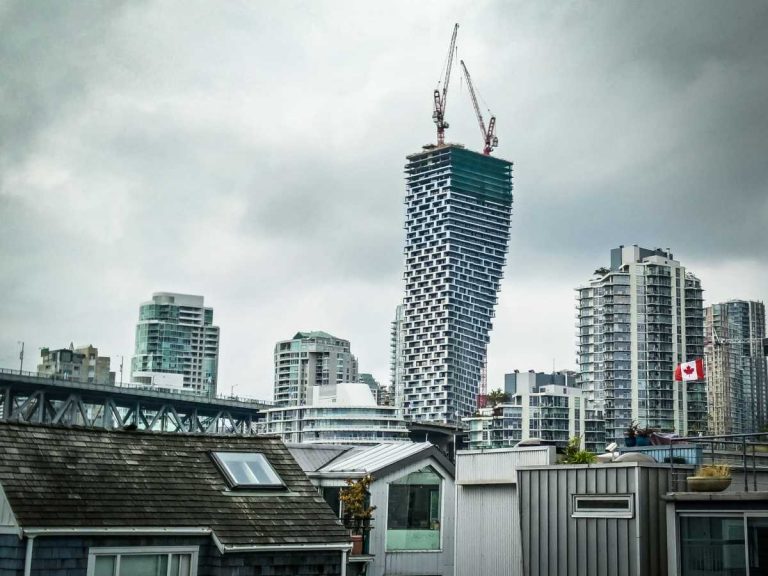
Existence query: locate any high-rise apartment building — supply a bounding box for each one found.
[577,246,705,443]
[400,144,513,425]
[131,292,220,397]
[705,300,767,435]
[390,304,405,409]
[273,331,358,406]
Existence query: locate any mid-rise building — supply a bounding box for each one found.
[705,300,767,435]
[131,292,220,397]
[400,144,513,425]
[273,331,358,406]
[463,370,585,450]
[37,344,115,385]
[260,382,410,444]
[576,246,705,443]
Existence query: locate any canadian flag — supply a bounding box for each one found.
[674,359,705,382]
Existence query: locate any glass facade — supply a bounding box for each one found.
[400,145,513,425]
[705,300,767,435]
[131,293,219,397]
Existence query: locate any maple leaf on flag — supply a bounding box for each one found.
[683,365,695,375]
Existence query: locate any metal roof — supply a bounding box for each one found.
[286,443,357,472]
[319,442,434,474]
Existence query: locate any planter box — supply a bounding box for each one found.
[686,476,732,492]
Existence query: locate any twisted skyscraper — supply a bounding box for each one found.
[399,144,513,424]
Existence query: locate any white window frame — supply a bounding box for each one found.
[86,546,199,576]
[572,494,634,518]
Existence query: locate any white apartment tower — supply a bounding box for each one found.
[131,292,220,397]
[273,331,358,406]
[400,144,513,424]
[577,246,706,442]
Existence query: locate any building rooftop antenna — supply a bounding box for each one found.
[460,59,498,155]
[433,23,459,146]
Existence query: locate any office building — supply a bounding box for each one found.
[260,382,410,444]
[131,292,220,397]
[463,370,586,450]
[576,246,705,443]
[400,144,513,425]
[273,331,358,406]
[705,300,767,435]
[37,344,115,385]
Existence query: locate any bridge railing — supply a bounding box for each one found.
[0,366,274,407]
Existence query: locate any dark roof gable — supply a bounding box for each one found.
[0,423,348,548]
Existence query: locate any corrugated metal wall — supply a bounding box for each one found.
[518,464,670,576]
[454,448,555,576]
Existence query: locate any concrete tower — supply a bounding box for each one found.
[400,144,513,424]
[273,331,358,406]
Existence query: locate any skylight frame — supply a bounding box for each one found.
[210,451,286,490]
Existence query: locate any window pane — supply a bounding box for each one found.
[680,516,746,576]
[118,554,168,576]
[386,466,441,551]
[748,517,768,575]
[214,452,282,487]
[94,556,116,576]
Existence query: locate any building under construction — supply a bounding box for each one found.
[396,24,513,425]
[705,299,768,435]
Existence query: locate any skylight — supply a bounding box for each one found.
[211,452,284,489]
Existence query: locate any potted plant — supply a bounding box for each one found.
[340,475,376,555]
[560,436,597,464]
[636,426,655,447]
[686,464,732,492]
[624,421,640,447]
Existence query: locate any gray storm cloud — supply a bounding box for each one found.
[1,1,766,398]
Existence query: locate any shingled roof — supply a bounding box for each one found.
[0,422,349,550]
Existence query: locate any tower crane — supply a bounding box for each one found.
[708,327,766,347]
[433,24,459,146]
[460,59,498,155]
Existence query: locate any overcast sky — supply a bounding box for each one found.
[1,1,766,401]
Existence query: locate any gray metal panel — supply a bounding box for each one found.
[320,442,430,473]
[286,444,353,472]
[518,464,669,576]
[455,485,520,576]
[456,447,555,484]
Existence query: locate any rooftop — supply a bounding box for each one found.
[0,423,348,549]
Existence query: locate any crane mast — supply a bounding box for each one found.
[460,59,498,155]
[433,24,459,146]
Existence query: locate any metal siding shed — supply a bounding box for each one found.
[517,463,672,576]
[454,447,555,576]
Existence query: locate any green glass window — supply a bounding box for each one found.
[386,466,442,551]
